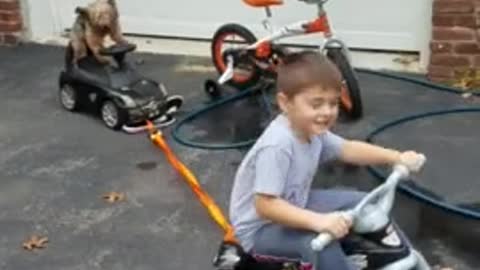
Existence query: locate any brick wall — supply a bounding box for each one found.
[0,0,22,45]
[429,0,480,82]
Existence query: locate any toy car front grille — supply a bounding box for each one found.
[131,80,165,100]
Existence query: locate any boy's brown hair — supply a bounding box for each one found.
[276,51,343,98]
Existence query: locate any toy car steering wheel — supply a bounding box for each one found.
[98,43,137,67]
[99,43,137,56]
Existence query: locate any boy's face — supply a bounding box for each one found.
[278,85,340,140]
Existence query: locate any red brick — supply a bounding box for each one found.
[455,42,480,54]
[428,65,455,78]
[0,20,20,32]
[3,33,18,44]
[433,27,475,41]
[456,15,477,27]
[427,75,452,84]
[0,1,19,11]
[430,41,452,53]
[433,0,474,14]
[0,11,20,22]
[430,54,471,66]
[474,56,480,67]
[433,15,455,26]
[433,15,477,28]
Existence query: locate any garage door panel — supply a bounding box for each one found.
[53,0,431,52]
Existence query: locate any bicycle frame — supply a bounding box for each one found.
[218,0,349,84]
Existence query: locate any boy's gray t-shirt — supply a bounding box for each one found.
[229,114,345,251]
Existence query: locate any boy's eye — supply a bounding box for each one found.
[330,99,340,107]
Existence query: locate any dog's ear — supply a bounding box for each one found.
[74,6,88,17]
[107,0,119,19]
[107,0,117,7]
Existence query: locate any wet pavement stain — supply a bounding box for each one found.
[136,161,158,170]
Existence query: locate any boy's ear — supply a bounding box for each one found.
[276,91,289,113]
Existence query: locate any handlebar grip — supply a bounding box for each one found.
[311,232,333,251]
[394,153,427,178]
[412,154,426,172]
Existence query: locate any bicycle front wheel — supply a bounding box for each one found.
[327,48,363,119]
[211,23,260,89]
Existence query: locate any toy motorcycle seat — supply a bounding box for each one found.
[213,241,309,270]
[251,253,312,270]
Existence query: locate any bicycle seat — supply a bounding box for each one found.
[243,0,283,8]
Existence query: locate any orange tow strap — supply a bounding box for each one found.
[146,121,238,244]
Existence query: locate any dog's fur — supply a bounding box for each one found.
[70,0,127,65]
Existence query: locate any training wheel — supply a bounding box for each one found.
[204,79,222,99]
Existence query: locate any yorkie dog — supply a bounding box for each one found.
[69,0,128,66]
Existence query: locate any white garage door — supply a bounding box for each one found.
[53,0,432,52]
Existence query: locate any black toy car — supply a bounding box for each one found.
[59,42,183,132]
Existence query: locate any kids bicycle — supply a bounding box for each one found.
[208,0,363,119]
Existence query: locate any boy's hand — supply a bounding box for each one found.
[398,151,425,172]
[314,212,352,239]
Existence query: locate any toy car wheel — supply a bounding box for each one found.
[165,95,184,115]
[59,83,80,111]
[100,100,127,130]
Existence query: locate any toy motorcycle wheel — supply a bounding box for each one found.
[165,95,184,115]
[100,100,127,130]
[211,23,260,89]
[59,83,80,111]
[326,48,363,119]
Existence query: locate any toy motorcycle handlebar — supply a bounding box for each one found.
[311,154,426,251]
